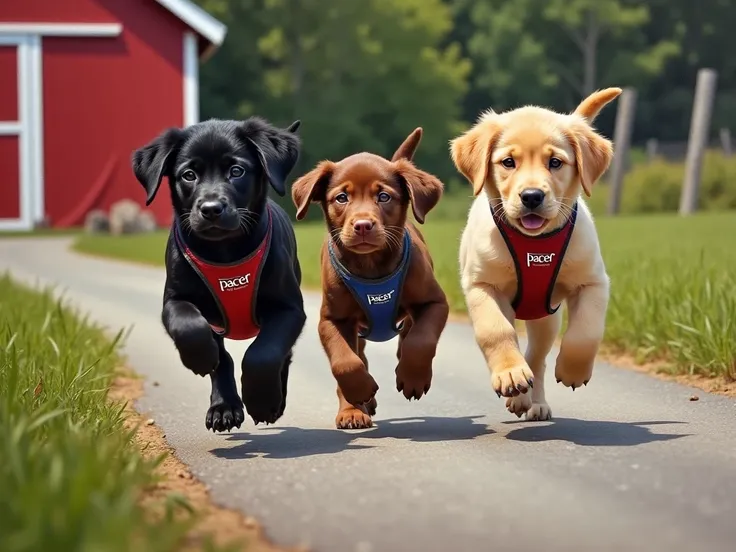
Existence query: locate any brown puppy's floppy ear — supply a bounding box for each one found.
[393,159,444,224]
[573,87,622,122]
[567,124,615,197]
[131,127,186,206]
[238,116,301,197]
[291,161,335,220]
[391,127,423,161]
[450,113,502,196]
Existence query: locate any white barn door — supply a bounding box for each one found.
[0,34,42,231]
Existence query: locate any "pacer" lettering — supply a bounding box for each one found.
[367,289,395,305]
[526,252,555,267]
[218,274,251,292]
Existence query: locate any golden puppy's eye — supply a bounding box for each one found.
[501,157,516,169]
[549,157,563,170]
[335,192,349,204]
[182,170,197,182]
[377,191,391,203]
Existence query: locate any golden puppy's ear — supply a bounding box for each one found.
[391,127,423,161]
[291,161,335,220]
[574,87,622,122]
[567,125,614,197]
[450,114,501,196]
[393,159,444,224]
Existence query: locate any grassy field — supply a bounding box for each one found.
[0,274,232,552]
[72,206,736,381]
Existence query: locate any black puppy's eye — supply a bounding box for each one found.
[377,191,391,203]
[229,165,245,178]
[549,157,563,170]
[501,157,515,169]
[182,170,197,182]
[335,192,349,204]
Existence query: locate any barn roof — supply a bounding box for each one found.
[155,0,227,49]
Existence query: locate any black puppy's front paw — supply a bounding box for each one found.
[241,351,284,425]
[172,319,219,376]
[206,396,245,433]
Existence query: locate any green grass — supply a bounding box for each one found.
[0,274,232,552]
[72,210,736,381]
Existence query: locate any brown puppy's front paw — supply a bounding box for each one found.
[492,364,534,398]
[554,344,596,391]
[395,363,432,401]
[335,367,379,406]
[335,405,373,430]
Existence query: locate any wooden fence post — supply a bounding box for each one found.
[646,138,659,163]
[607,88,637,215]
[679,68,718,215]
[720,128,732,156]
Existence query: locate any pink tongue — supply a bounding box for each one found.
[520,214,545,230]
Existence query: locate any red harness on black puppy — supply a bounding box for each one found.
[174,208,273,340]
[490,202,578,321]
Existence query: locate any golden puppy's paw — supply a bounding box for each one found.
[506,393,532,418]
[335,406,373,430]
[492,364,534,398]
[554,345,595,391]
[525,402,552,421]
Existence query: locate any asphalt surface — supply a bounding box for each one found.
[2,237,735,552]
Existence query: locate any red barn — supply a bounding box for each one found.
[0,0,227,230]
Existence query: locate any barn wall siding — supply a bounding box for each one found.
[1,0,196,227]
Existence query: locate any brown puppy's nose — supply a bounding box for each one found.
[353,219,375,236]
[520,188,545,210]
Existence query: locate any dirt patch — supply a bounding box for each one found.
[598,350,736,398]
[109,373,306,552]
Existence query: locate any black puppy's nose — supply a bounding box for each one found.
[520,188,545,210]
[353,219,375,236]
[199,201,225,221]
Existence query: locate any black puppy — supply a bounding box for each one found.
[132,117,307,432]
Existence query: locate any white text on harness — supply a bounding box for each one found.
[367,290,395,305]
[218,274,251,292]
[526,252,555,267]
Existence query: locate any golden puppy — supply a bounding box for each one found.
[449,88,621,421]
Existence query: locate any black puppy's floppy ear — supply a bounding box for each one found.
[392,159,444,224]
[239,117,301,197]
[132,128,185,206]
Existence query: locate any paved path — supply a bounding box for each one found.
[2,238,735,552]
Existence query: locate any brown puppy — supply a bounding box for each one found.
[291,129,450,429]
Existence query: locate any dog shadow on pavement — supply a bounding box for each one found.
[503,417,689,447]
[209,415,494,460]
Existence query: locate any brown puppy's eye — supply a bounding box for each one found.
[377,192,391,203]
[182,170,197,182]
[501,157,515,169]
[549,157,562,170]
[335,192,349,204]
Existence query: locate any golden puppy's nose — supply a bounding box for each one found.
[353,219,375,236]
[520,189,545,210]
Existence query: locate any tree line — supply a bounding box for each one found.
[196,0,736,195]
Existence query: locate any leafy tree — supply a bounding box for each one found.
[196,0,470,202]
